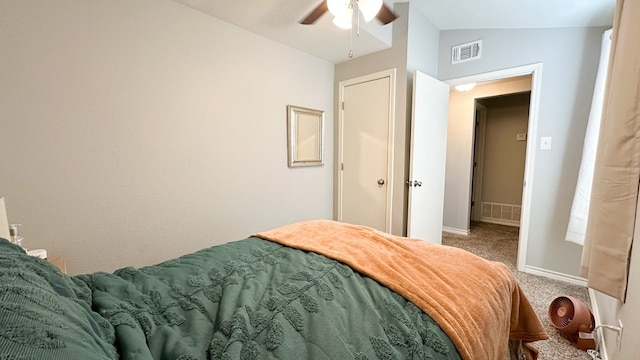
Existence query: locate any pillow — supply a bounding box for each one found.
[0,239,117,360]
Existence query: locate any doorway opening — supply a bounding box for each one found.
[471,91,531,227]
[445,63,542,271]
[467,91,532,270]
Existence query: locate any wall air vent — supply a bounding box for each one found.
[451,40,482,64]
[481,201,521,226]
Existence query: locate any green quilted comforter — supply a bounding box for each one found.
[0,236,461,360]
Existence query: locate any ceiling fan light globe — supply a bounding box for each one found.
[358,0,383,22]
[328,0,352,18]
[454,83,476,92]
[332,15,353,29]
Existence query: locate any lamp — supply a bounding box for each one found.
[327,0,383,29]
[328,0,352,18]
[357,0,383,22]
[333,14,353,29]
[328,0,353,29]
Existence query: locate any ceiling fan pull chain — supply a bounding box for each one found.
[347,0,360,59]
[356,1,360,35]
[348,24,354,58]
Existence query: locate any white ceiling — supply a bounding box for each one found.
[173,0,615,64]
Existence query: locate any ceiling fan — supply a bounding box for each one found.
[300,0,398,29]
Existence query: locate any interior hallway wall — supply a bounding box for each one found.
[478,93,530,207]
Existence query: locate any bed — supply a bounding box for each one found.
[0,219,547,360]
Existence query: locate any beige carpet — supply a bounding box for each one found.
[442,222,593,360]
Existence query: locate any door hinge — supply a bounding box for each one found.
[341,101,345,110]
[341,163,344,171]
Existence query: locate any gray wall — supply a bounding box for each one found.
[439,27,607,276]
[334,2,440,235]
[0,0,334,274]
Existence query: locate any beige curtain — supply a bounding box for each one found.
[581,0,640,302]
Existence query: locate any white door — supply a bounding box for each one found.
[338,70,395,232]
[407,71,450,243]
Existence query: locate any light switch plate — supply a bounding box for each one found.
[540,136,552,150]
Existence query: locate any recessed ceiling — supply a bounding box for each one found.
[173,0,616,64]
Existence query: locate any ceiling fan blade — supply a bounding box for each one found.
[376,3,397,25]
[299,1,329,25]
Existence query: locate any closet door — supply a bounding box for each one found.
[338,70,394,232]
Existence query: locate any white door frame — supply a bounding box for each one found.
[337,69,396,232]
[471,102,487,223]
[446,63,543,272]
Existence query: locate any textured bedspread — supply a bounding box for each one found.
[255,220,548,360]
[0,233,461,359]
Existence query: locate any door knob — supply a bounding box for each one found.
[377,179,385,185]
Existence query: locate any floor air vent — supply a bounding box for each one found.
[451,40,482,64]
[481,201,521,226]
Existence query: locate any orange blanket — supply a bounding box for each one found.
[254,220,548,360]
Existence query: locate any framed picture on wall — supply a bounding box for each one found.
[287,105,324,167]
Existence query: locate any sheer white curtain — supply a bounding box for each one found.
[565,29,613,245]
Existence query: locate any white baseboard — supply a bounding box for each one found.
[523,265,588,287]
[479,218,520,227]
[442,226,470,236]
[589,288,609,360]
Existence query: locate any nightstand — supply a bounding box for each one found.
[48,256,67,274]
[26,248,67,274]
